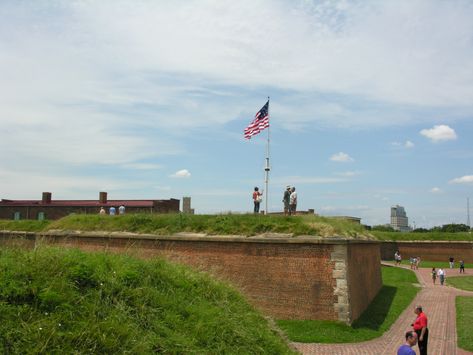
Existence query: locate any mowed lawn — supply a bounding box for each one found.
[445,276,473,352]
[277,266,419,343]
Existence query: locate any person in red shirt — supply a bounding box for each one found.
[412,305,428,355]
[252,187,262,214]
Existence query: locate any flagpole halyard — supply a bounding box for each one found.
[264,96,270,215]
[243,98,271,215]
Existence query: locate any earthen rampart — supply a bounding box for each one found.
[0,231,381,324]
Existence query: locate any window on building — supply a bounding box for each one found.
[38,212,45,221]
[14,211,21,220]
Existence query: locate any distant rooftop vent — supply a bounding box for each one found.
[99,191,108,204]
[42,192,52,204]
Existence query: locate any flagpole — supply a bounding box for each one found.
[264,96,270,215]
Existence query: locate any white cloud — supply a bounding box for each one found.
[273,176,348,185]
[335,171,361,177]
[121,163,162,170]
[391,140,414,149]
[330,152,354,163]
[171,169,191,178]
[420,125,457,142]
[449,175,473,184]
[430,187,442,193]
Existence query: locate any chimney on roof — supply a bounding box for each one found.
[99,191,108,204]
[42,192,52,204]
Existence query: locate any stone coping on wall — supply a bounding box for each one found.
[2,230,379,245]
[383,240,473,244]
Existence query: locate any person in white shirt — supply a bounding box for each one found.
[437,268,446,285]
[118,205,126,215]
[289,187,297,215]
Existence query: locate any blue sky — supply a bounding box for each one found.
[1,0,472,227]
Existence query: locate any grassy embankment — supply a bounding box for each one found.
[393,260,473,269]
[0,247,295,354]
[0,213,370,238]
[371,230,473,241]
[449,276,473,352]
[277,266,419,343]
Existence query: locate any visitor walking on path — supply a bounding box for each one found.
[459,260,465,273]
[252,187,262,214]
[395,251,402,266]
[412,305,429,355]
[397,331,418,355]
[449,257,455,269]
[438,268,446,285]
[431,267,437,285]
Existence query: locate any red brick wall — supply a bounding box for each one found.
[0,200,180,220]
[381,241,473,263]
[1,231,381,322]
[347,243,382,321]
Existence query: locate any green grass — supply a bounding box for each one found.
[448,276,473,291]
[372,230,473,241]
[0,219,50,232]
[1,213,370,238]
[456,297,473,352]
[277,266,419,343]
[0,247,295,354]
[388,260,473,269]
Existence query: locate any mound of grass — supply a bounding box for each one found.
[456,297,473,352]
[277,266,419,343]
[372,230,473,241]
[0,247,294,354]
[2,213,370,238]
[0,220,50,232]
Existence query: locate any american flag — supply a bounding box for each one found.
[244,100,269,139]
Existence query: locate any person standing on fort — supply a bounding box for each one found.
[252,187,262,214]
[397,331,418,355]
[109,206,116,216]
[289,187,297,215]
[282,186,291,215]
[449,256,454,269]
[412,305,428,355]
[118,205,126,215]
[459,260,465,273]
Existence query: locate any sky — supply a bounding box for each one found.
[1,0,472,227]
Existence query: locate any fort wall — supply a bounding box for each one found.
[0,231,381,324]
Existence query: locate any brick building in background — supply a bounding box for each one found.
[0,192,180,220]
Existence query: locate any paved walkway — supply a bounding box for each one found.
[293,265,473,355]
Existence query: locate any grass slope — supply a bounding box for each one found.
[1,213,369,238]
[0,247,294,354]
[277,266,419,343]
[372,231,473,241]
[456,297,473,352]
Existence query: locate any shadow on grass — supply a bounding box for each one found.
[352,285,397,330]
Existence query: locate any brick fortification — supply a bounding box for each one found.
[0,231,382,324]
[381,241,473,263]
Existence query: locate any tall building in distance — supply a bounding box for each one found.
[390,205,411,232]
